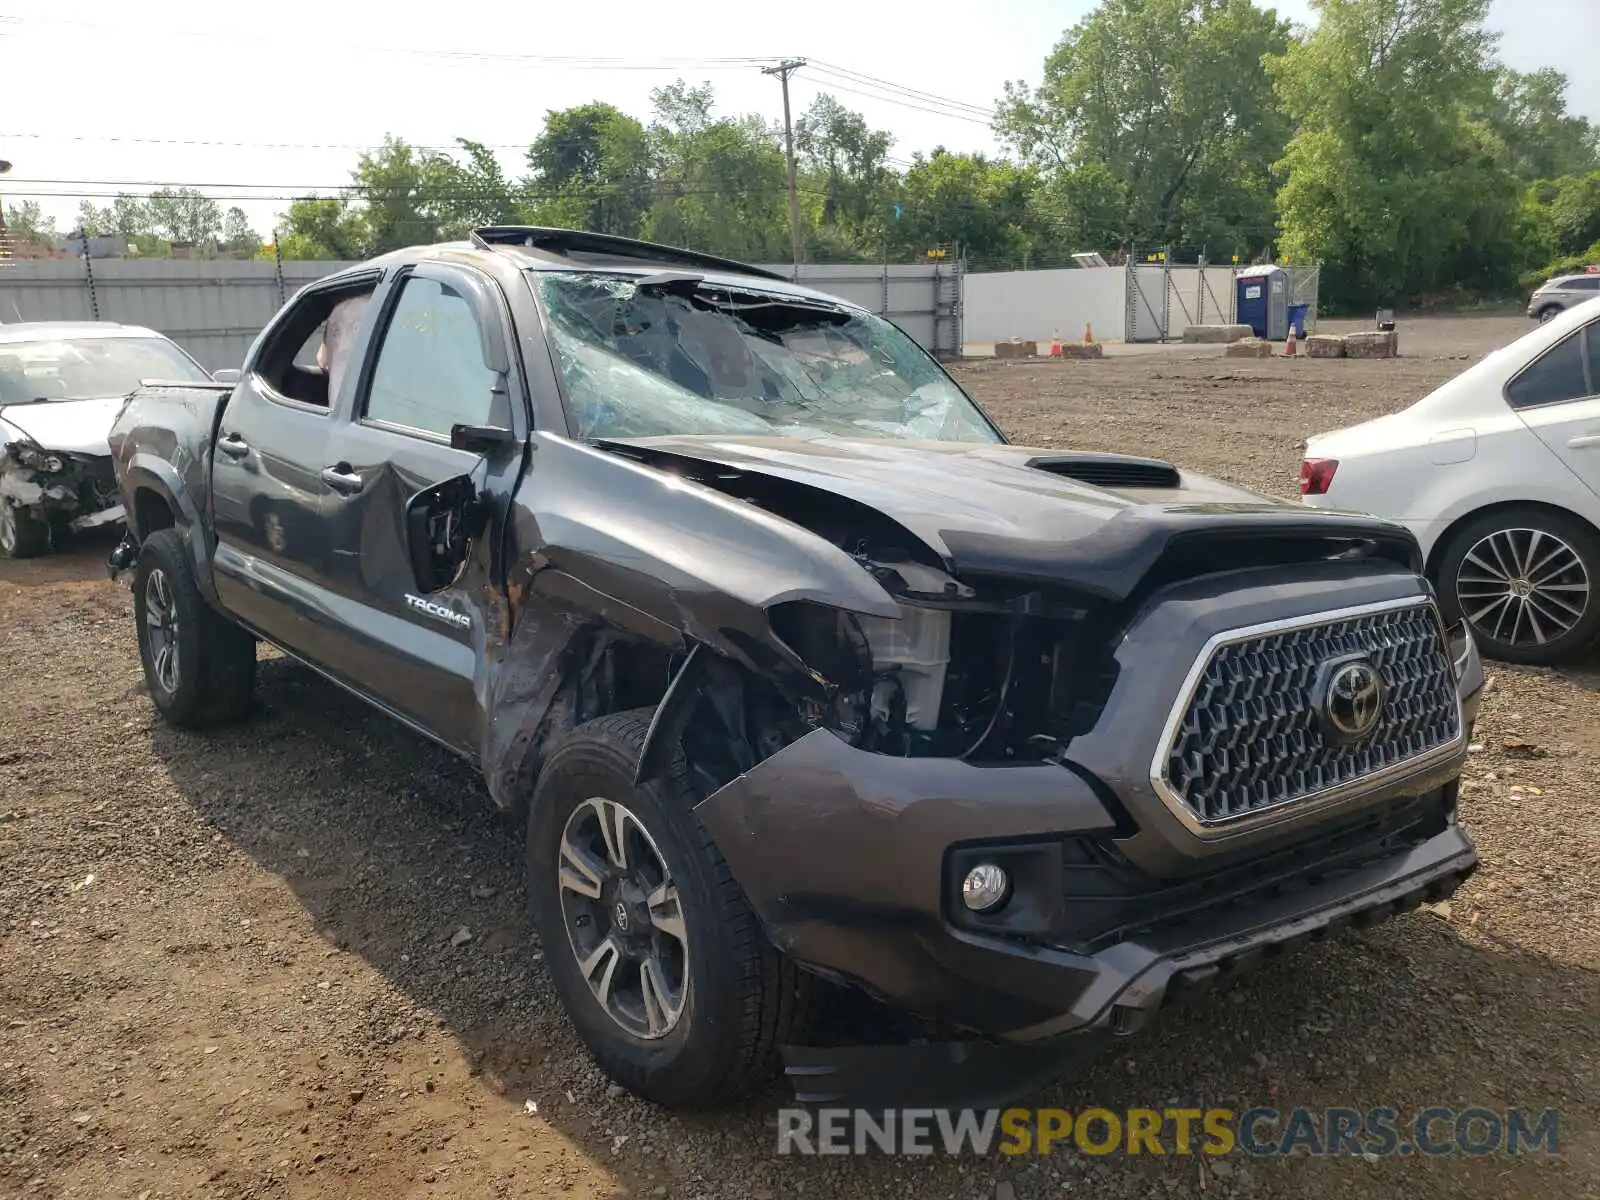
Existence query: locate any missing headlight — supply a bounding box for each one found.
[11,443,65,474]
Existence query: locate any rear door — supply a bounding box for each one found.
[317,262,524,752]
[1506,318,1600,504]
[209,275,380,649]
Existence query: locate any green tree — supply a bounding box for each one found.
[426,138,525,236]
[351,136,444,253]
[526,103,653,236]
[221,207,259,255]
[4,200,58,247]
[275,196,371,260]
[1271,0,1523,306]
[145,187,224,245]
[796,94,896,258]
[892,150,1038,266]
[643,83,791,260]
[1485,68,1599,183]
[998,0,1291,252]
[76,193,150,239]
[1524,171,1600,259]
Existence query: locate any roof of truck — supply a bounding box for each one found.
[338,227,859,311]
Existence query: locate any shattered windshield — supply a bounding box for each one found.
[532,272,1000,443]
[0,337,209,405]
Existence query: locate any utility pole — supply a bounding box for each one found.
[762,58,806,275]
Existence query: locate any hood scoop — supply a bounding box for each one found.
[1024,453,1181,490]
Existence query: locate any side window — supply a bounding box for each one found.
[255,281,378,409]
[1506,330,1591,409]
[1567,277,1600,291]
[364,276,503,439]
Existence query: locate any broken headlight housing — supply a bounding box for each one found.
[10,441,66,474]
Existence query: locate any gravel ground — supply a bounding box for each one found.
[1,314,1596,1200]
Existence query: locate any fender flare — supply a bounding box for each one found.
[122,452,220,605]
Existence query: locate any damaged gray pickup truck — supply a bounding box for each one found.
[1,321,214,557]
[106,227,1486,1110]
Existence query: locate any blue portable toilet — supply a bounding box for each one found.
[1236,265,1289,338]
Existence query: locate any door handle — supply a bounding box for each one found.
[218,433,249,457]
[1567,434,1600,449]
[320,464,365,494]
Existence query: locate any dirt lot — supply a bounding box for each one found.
[2,314,1596,1200]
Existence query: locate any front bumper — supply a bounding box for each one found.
[694,570,1485,1106]
[698,735,1475,1041]
[775,809,1473,1106]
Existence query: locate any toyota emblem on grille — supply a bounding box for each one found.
[1317,657,1386,743]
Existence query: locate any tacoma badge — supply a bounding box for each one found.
[405,594,472,630]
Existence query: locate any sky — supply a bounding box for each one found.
[1,0,1595,239]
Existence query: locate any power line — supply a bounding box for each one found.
[795,76,995,126]
[806,62,993,117]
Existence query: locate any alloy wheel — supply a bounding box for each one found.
[557,796,690,1040]
[144,567,182,694]
[1456,526,1591,648]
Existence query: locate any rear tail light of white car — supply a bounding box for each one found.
[1300,458,1338,496]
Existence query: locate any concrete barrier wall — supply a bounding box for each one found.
[963,268,1127,346]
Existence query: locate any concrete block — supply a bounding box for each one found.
[1055,342,1104,359]
[1305,334,1345,358]
[994,338,1038,359]
[1224,337,1274,359]
[1343,330,1398,359]
[1183,324,1254,344]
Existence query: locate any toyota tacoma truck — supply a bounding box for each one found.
[106,227,1485,1110]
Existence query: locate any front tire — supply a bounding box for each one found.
[0,499,50,559]
[133,528,258,727]
[1537,306,1562,324]
[526,710,810,1109]
[1434,506,1600,665]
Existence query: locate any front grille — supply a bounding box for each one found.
[1160,601,1460,825]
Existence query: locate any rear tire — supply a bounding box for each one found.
[0,499,50,559]
[526,709,810,1109]
[1434,506,1600,665]
[133,527,257,727]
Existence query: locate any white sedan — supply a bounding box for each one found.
[1302,299,1600,665]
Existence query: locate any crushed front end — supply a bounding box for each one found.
[687,519,1483,1107]
[0,443,124,557]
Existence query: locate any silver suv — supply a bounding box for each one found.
[1528,272,1600,322]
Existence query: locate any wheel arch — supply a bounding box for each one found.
[121,454,220,605]
[1424,499,1600,581]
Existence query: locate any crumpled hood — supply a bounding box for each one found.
[0,396,124,457]
[601,434,1416,596]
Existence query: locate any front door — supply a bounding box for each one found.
[319,263,524,753]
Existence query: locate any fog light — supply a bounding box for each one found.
[961,863,1010,913]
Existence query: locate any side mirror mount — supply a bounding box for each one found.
[212,368,242,385]
[405,474,482,594]
[450,422,515,455]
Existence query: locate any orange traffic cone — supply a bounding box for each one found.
[1049,330,1064,357]
[1082,321,1094,345]
[1284,324,1298,357]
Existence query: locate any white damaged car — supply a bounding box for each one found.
[0,322,214,558]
